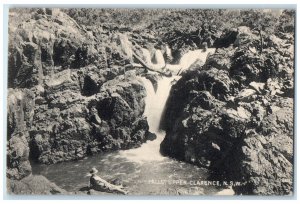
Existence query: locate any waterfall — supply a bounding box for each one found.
[179,48,215,71]
[152,50,165,70]
[120,46,215,163]
[119,75,179,163]
[165,48,216,74]
[142,76,180,133]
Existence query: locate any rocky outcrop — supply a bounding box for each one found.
[7,89,35,180]
[162,24,219,64]
[7,175,67,195]
[7,89,35,139]
[230,98,293,195]
[7,9,154,194]
[8,8,103,89]
[28,69,150,164]
[161,26,294,195]
[7,134,32,180]
[8,7,153,161]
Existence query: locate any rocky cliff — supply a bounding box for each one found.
[161,26,294,195]
[7,8,153,194]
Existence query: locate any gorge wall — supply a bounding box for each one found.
[160,26,294,195]
[7,8,155,194]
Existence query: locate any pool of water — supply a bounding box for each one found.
[31,149,221,195]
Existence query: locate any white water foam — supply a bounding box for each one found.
[120,47,214,163]
[166,48,216,74]
[119,76,179,163]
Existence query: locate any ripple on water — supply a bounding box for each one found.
[31,150,223,195]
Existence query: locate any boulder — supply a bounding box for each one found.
[7,134,32,180]
[7,175,67,195]
[28,72,150,164]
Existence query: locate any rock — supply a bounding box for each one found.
[87,189,113,195]
[232,119,293,195]
[235,88,257,102]
[146,132,157,141]
[45,8,60,17]
[8,9,102,88]
[7,134,32,180]
[118,33,133,62]
[45,69,72,87]
[53,38,77,68]
[234,26,260,48]
[7,175,67,195]
[230,49,263,85]
[144,73,162,92]
[281,79,294,97]
[226,106,251,120]
[27,72,150,164]
[72,43,90,68]
[7,88,35,138]
[211,142,221,151]
[161,26,294,195]
[249,81,265,93]
[205,46,236,70]
[7,88,35,180]
[266,78,284,96]
[214,28,238,48]
[9,42,43,88]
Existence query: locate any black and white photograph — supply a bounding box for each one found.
[4,6,295,197]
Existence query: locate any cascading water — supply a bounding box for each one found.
[120,47,215,162]
[119,75,180,162]
[165,48,216,74]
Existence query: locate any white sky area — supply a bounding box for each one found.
[0,0,299,204]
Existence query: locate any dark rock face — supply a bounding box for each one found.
[7,9,152,192]
[214,28,238,48]
[8,9,101,89]
[28,70,148,164]
[8,42,43,88]
[162,24,219,63]
[161,27,294,195]
[52,38,77,68]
